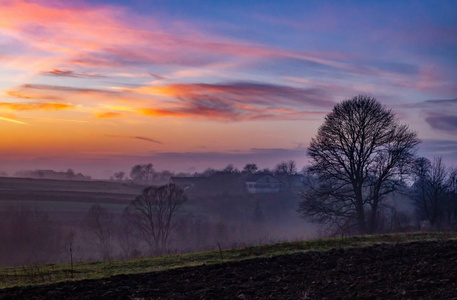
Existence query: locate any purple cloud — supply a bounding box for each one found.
[426,113,457,134]
[40,69,104,78]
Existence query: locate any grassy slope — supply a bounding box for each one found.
[1,231,456,289]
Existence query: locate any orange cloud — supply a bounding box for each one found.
[134,82,333,108]
[0,102,73,111]
[6,90,62,101]
[122,81,333,121]
[6,84,136,107]
[140,108,187,118]
[0,116,28,125]
[97,112,122,119]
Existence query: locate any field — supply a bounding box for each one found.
[0,177,146,211]
[1,231,456,297]
[2,178,456,298]
[0,177,149,231]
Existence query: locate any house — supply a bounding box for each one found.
[245,174,282,194]
[170,172,300,197]
[170,174,246,196]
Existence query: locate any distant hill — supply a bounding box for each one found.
[14,169,91,181]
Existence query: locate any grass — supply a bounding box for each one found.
[1,231,456,290]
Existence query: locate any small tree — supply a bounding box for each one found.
[274,160,297,176]
[447,168,457,227]
[130,163,155,184]
[113,171,125,181]
[411,157,452,229]
[243,163,258,174]
[221,164,239,174]
[66,168,75,179]
[124,183,187,254]
[299,95,420,234]
[275,160,298,191]
[83,204,114,260]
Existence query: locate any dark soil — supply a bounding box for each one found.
[2,240,457,299]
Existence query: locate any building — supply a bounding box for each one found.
[245,174,282,194]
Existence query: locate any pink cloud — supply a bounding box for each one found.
[0,0,351,74]
[0,101,73,111]
[137,82,331,121]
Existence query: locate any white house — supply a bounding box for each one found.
[245,174,282,194]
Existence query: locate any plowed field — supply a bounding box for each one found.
[1,240,457,299]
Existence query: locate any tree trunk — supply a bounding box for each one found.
[355,188,366,234]
[369,201,378,234]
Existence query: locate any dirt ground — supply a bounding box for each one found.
[1,239,457,299]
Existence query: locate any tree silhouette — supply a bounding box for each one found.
[275,160,298,191]
[299,95,420,234]
[130,163,155,183]
[411,157,454,229]
[84,204,114,260]
[124,183,186,254]
[243,163,258,174]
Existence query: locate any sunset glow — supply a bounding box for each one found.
[1,0,456,178]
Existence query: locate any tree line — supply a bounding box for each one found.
[112,160,301,184]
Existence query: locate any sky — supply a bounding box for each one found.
[0,0,456,178]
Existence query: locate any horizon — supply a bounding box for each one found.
[1,0,457,178]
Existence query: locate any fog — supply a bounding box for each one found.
[0,163,319,267]
[2,159,436,267]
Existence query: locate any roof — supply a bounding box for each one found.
[245,174,281,184]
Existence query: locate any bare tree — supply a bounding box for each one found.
[118,212,141,259]
[275,160,297,176]
[242,163,258,174]
[113,171,125,181]
[83,204,114,260]
[194,168,217,177]
[130,163,156,184]
[275,160,298,191]
[299,95,420,234]
[411,157,451,229]
[124,183,187,254]
[221,164,239,174]
[66,168,75,179]
[447,168,457,227]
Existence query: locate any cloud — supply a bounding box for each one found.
[19,84,118,95]
[423,98,457,105]
[40,69,104,78]
[132,136,162,144]
[0,116,28,125]
[0,102,73,111]
[6,90,62,101]
[97,112,122,118]
[6,84,124,104]
[102,134,162,145]
[0,0,356,76]
[426,113,457,134]
[419,139,457,166]
[134,82,334,107]
[150,74,166,80]
[7,80,331,121]
[136,81,333,121]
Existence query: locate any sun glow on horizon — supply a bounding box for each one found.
[0,0,456,178]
